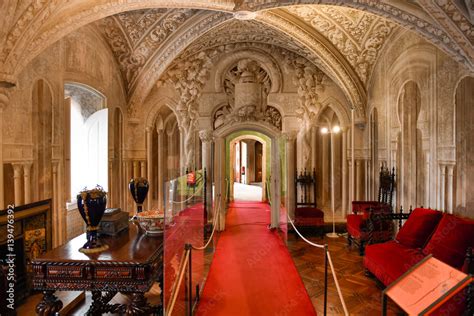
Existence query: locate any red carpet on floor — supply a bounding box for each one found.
[196,202,316,316]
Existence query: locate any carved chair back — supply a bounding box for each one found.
[378,166,395,209]
[295,169,317,208]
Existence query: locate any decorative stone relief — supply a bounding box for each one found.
[286,5,396,83]
[211,57,282,131]
[96,9,196,92]
[159,51,217,169]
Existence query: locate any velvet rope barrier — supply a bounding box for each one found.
[191,197,221,251]
[287,214,349,316]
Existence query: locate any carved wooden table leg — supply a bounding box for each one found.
[36,290,63,316]
[124,292,154,315]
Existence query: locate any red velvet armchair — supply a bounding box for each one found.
[347,166,395,255]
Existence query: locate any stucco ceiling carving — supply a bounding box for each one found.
[95,8,196,94]
[285,5,397,83]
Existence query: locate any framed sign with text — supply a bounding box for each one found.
[382,255,472,315]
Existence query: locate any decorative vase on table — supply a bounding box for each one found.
[77,186,109,254]
[129,177,149,219]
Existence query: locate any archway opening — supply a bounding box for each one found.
[230,136,267,202]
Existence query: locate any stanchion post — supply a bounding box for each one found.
[324,244,328,316]
[185,244,193,316]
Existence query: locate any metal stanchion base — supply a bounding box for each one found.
[326,232,339,238]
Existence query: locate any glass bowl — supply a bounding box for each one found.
[136,210,165,235]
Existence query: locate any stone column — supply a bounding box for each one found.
[23,162,32,204]
[108,160,113,207]
[311,126,317,172]
[12,163,23,206]
[126,160,133,213]
[365,159,369,200]
[285,131,297,219]
[0,93,7,209]
[52,161,59,247]
[440,164,446,211]
[157,128,164,210]
[425,152,430,208]
[348,160,353,212]
[321,132,328,206]
[356,160,361,201]
[167,128,174,180]
[146,127,153,210]
[214,136,226,231]
[446,164,454,213]
[140,161,146,179]
[199,130,213,222]
[342,130,348,214]
[133,160,139,178]
[179,127,185,175]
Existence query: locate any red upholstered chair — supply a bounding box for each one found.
[347,166,395,255]
[294,169,324,237]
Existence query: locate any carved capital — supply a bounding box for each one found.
[199,129,214,143]
[283,131,298,142]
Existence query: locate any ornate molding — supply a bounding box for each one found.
[96,9,196,92]
[127,11,231,118]
[286,5,397,84]
[257,10,367,121]
[242,0,474,70]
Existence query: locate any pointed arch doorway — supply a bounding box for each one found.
[213,122,282,230]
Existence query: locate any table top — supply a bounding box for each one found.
[33,223,163,264]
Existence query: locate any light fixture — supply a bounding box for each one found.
[320,127,329,134]
[332,125,341,133]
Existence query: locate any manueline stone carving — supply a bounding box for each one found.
[286,6,396,83]
[290,58,326,169]
[159,50,217,169]
[96,9,195,91]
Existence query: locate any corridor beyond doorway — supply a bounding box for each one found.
[233,182,263,202]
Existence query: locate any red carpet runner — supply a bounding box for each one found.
[196,202,316,316]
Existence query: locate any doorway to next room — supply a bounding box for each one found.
[229,134,267,202]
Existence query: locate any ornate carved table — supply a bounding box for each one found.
[32,223,163,315]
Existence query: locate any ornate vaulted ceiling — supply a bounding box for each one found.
[95,9,197,93]
[0,0,472,118]
[284,6,397,84]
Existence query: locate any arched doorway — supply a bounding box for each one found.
[228,132,269,202]
[213,122,282,230]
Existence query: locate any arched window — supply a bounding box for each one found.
[64,83,108,200]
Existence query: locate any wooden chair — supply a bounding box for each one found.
[294,169,324,237]
[346,166,395,255]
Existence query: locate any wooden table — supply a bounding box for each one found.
[32,223,163,315]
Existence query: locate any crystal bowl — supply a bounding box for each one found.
[136,210,165,235]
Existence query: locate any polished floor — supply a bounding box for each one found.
[286,231,404,315]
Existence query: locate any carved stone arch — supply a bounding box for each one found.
[389,44,436,132]
[245,1,473,70]
[213,48,282,93]
[64,81,107,108]
[317,97,351,128]
[30,77,56,107]
[163,112,178,131]
[145,96,179,129]
[257,11,367,123]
